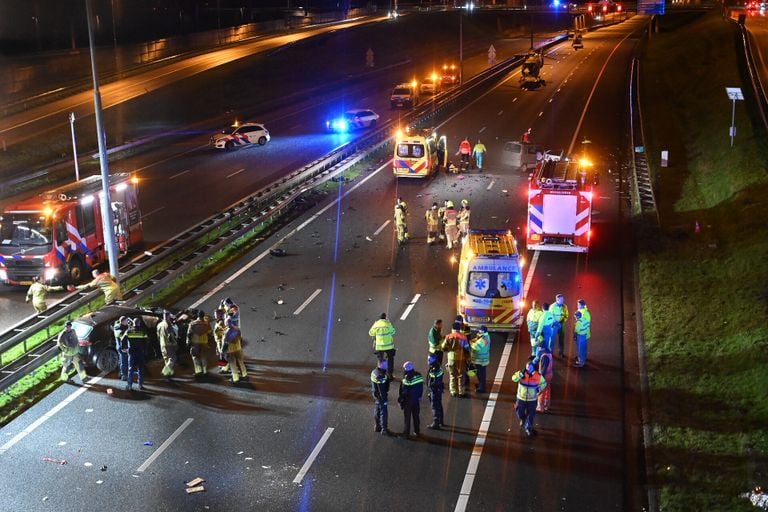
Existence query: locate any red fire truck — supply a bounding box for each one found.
[526,157,594,253]
[0,173,143,286]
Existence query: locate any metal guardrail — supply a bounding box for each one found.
[738,22,768,132]
[628,57,659,224]
[0,34,569,394]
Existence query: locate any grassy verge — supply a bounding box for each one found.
[639,10,768,510]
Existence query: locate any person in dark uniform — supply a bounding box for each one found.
[398,361,424,439]
[112,316,132,381]
[371,360,392,436]
[123,318,147,392]
[426,355,445,430]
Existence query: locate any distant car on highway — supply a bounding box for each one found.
[71,304,195,373]
[441,63,459,86]
[210,122,270,150]
[326,109,380,132]
[420,76,440,95]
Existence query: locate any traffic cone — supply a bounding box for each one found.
[694,221,701,234]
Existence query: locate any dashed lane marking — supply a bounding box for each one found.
[486,179,496,191]
[169,169,190,180]
[137,418,194,472]
[227,168,246,179]
[293,427,334,484]
[294,289,323,316]
[399,293,421,321]
[478,126,486,133]
[373,220,390,237]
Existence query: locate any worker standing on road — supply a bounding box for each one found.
[512,360,547,437]
[470,325,491,394]
[398,361,424,439]
[395,204,408,244]
[124,318,147,392]
[526,301,543,356]
[213,308,230,374]
[371,359,392,436]
[427,354,445,430]
[437,200,448,242]
[521,128,531,143]
[396,197,409,240]
[442,322,468,397]
[220,297,240,328]
[458,200,471,240]
[112,316,132,381]
[427,319,444,366]
[472,140,487,170]
[573,299,591,368]
[369,313,396,379]
[223,318,247,384]
[157,311,178,380]
[537,345,553,412]
[26,275,64,314]
[72,269,123,304]
[456,137,472,168]
[444,201,459,249]
[187,311,212,378]
[425,203,440,245]
[550,294,569,358]
[535,303,556,356]
[57,321,87,383]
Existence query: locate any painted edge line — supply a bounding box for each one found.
[137,418,194,472]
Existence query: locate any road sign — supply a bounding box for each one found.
[488,45,497,65]
[725,87,744,147]
[638,0,665,15]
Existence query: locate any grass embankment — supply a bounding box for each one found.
[639,10,768,510]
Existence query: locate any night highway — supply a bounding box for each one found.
[0,12,650,511]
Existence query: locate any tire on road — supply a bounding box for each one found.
[258,136,267,145]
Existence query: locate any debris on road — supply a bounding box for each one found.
[100,465,107,471]
[186,486,205,494]
[96,480,103,485]
[366,236,373,241]
[186,477,205,487]
[143,441,154,446]
[270,248,287,257]
[42,457,67,465]
[106,388,114,395]
[84,462,93,467]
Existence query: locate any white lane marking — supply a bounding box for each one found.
[497,110,504,116]
[399,293,421,321]
[142,206,166,219]
[538,111,544,117]
[523,250,540,299]
[169,169,190,180]
[189,157,393,309]
[478,126,486,133]
[293,427,334,484]
[137,418,194,472]
[293,288,323,316]
[512,97,518,102]
[0,376,104,455]
[486,179,496,191]
[373,220,390,237]
[227,168,246,179]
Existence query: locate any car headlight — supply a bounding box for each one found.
[333,119,348,132]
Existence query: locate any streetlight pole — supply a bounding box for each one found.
[459,10,463,85]
[68,112,80,182]
[85,0,120,280]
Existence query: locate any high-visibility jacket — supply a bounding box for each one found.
[224,326,243,353]
[526,308,543,337]
[473,142,487,155]
[156,320,177,350]
[535,310,555,338]
[57,329,80,357]
[470,332,491,366]
[459,208,470,230]
[458,140,472,155]
[427,325,443,354]
[395,208,407,227]
[371,368,390,401]
[444,209,458,226]
[427,366,444,394]
[399,371,424,405]
[442,330,467,365]
[188,319,211,346]
[369,319,396,351]
[213,320,227,349]
[550,302,569,325]
[26,282,63,312]
[425,209,439,230]
[575,307,591,338]
[77,273,123,304]
[512,370,547,401]
[539,352,553,380]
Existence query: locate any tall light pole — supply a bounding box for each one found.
[86,0,120,280]
[459,9,463,85]
[68,112,80,182]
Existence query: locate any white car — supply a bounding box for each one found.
[326,109,380,132]
[420,77,440,95]
[210,122,270,150]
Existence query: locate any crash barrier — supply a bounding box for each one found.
[736,21,768,133]
[628,57,659,224]
[0,34,569,395]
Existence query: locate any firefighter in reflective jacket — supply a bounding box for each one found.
[156,311,178,379]
[426,354,445,429]
[443,201,459,249]
[371,359,391,435]
[398,361,424,439]
[574,299,591,368]
[395,204,408,244]
[437,200,448,241]
[58,321,87,382]
[213,308,230,374]
[425,203,440,245]
[512,361,547,436]
[223,319,247,383]
[369,313,396,379]
[549,294,569,358]
[26,275,64,313]
[470,325,491,393]
[187,311,212,377]
[74,269,123,304]
[458,199,471,240]
[442,322,468,397]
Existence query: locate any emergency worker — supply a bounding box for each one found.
[369,313,396,379]
[537,345,553,412]
[425,203,440,245]
[521,128,531,143]
[156,311,178,379]
[395,204,408,244]
[220,297,240,328]
[512,360,547,437]
[26,275,64,313]
[187,311,212,377]
[574,299,591,368]
[112,316,132,381]
[458,200,471,239]
[124,318,147,392]
[223,318,247,383]
[535,303,556,355]
[427,319,444,366]
[441,322,468,397]
[213,308,230,374]
[470,326,491,393]
[398,361,424,439]
[395,197,409,239]
[443,201,459,249]
[437,200,448,242]
[526,301,543,356]
[426,354,444,429]
[456,137,472,167]
[57,321,87,383]
[371,359,391,435]
[550,294,569,358]
[73,269,123,304]
[472,140,487,170]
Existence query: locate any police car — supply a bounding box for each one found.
[210,122,270,150]
[326,109,380,132]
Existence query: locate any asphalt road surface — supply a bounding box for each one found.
[0,17,650,512]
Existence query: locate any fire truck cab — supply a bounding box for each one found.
[393,128,447,178]
[0,173,143,286]
[526,157,594,253]
[457,229,524,332]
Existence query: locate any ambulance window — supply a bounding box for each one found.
[468,272,490,297]
[412,145,424,158]
[397,144,410,158]
[497,272,521,297]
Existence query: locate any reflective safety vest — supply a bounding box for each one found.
[369,319,396,351]
[526,308,543,336]
[57,329,79,357]
[395,208,407,227]
[371,368,390,400]
[157,320,177,349]
[399,371,424,405]
[459,140,471,154]
[442,331,467,364]
[79,273,123,304]
[535,310,555,338]
[470,333,491,366]
[575,307,591,338]
[444,209,458,226]
[473,143,487,155]
[539,352,553,380]
[512,370,547,401]
[427,325,443,353]
[425,209,439,229]
[550,302,569,324]
[188,319,211,345]
[224,327,243,353]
